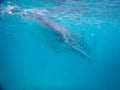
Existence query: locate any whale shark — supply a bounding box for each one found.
[21,9,90,59]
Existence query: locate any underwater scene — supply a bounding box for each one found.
[0,0,120,90]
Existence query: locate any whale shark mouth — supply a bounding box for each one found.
[0,3,90,59]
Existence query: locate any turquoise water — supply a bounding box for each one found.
[0,0,120,90]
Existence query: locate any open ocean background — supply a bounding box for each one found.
[0,0,120,90]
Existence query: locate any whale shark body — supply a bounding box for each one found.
[21,9,90,59]
[38,17,90,59]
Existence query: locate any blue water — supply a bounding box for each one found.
[0,0,120,90]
